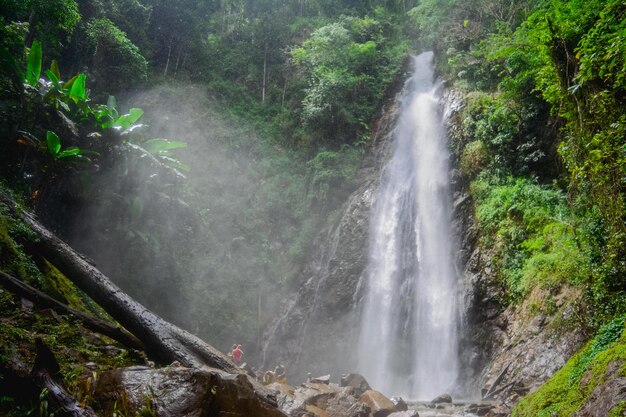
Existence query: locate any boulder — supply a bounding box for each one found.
[430,393,452,404]
[310,374,331,384]
[305,404,332,417]
[340,373,371,396]
[310,386,370,417]
[390,396,408,411]
[266,380,369,417]
[359,390,396,417]
[93,365,286,417]
[266,383,302,415]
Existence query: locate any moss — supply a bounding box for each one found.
[0,208,42,286]
[609,401,626,417]
[513,318,626,417]
[39,258,109,319]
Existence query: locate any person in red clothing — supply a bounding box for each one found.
[231,344,243,364]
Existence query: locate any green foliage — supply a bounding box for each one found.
[458,91,553,178]
[459,140,489,177]
[84,18,148,94]
[472,177,590,299]
[408,0,455,49]
[569,315,626,383]
[513,316,626,417]
[609,402,626,417]
[307,144,363,201]
[478,0,625,274]
[291,15,407,145]
[25,41,42,87]
[0,199,42,286]
[0,0,81,55]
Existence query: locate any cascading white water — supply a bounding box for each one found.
[357,52,459,400]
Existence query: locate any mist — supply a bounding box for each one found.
[66,82,308,361]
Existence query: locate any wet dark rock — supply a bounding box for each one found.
[390,396,408,411]
[431,393,452,404]
[340,373,371,396]
[93,365,286,417]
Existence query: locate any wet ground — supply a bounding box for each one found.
[409,400,510,417]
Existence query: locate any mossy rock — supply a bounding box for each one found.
[512,316,626,417]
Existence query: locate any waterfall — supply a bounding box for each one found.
[357,52,459,400]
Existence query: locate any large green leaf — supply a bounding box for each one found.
[26,41,42,87]
[142,138,188,154]
[57,147,100,160]
[64,74,78,91]
[114,108,144,129]
[69,74,87,103]
[50,60,61,80]
[46,131,61,156]
[45,70,59,86]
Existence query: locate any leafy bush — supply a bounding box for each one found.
[291,15,407,145]
[472,177,590,299]
[84,18,147,95]
[459,140,489,178]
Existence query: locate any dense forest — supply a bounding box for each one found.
[0,0,625,415]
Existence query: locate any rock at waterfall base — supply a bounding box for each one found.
[390,396,408,411]
[93,365,286,417]
[359,389,397,417]
[340,373,372,396]
[430,393,453,404]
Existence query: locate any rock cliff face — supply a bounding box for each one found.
[262,70,588,405]
[260,70,408,382]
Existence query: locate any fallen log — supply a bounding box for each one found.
[0,191,233,371]
[0,270,145,351]
[32,338,98,417]
[0,192,283,412]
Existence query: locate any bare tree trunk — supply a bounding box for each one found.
[163,38,173,78]
[281,80,287,108]
[262,49,267,104]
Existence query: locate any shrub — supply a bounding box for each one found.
[85,18,147,95]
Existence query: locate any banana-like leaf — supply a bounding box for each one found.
[142,138,188,154]
[46,131,61,156]
[58,147,100,159]
[45,70,60,86]
[50,60,61,80]
[69,74,87,103]
[114,108,144,129]
[26,41,42,87]
[64,74,78,91]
